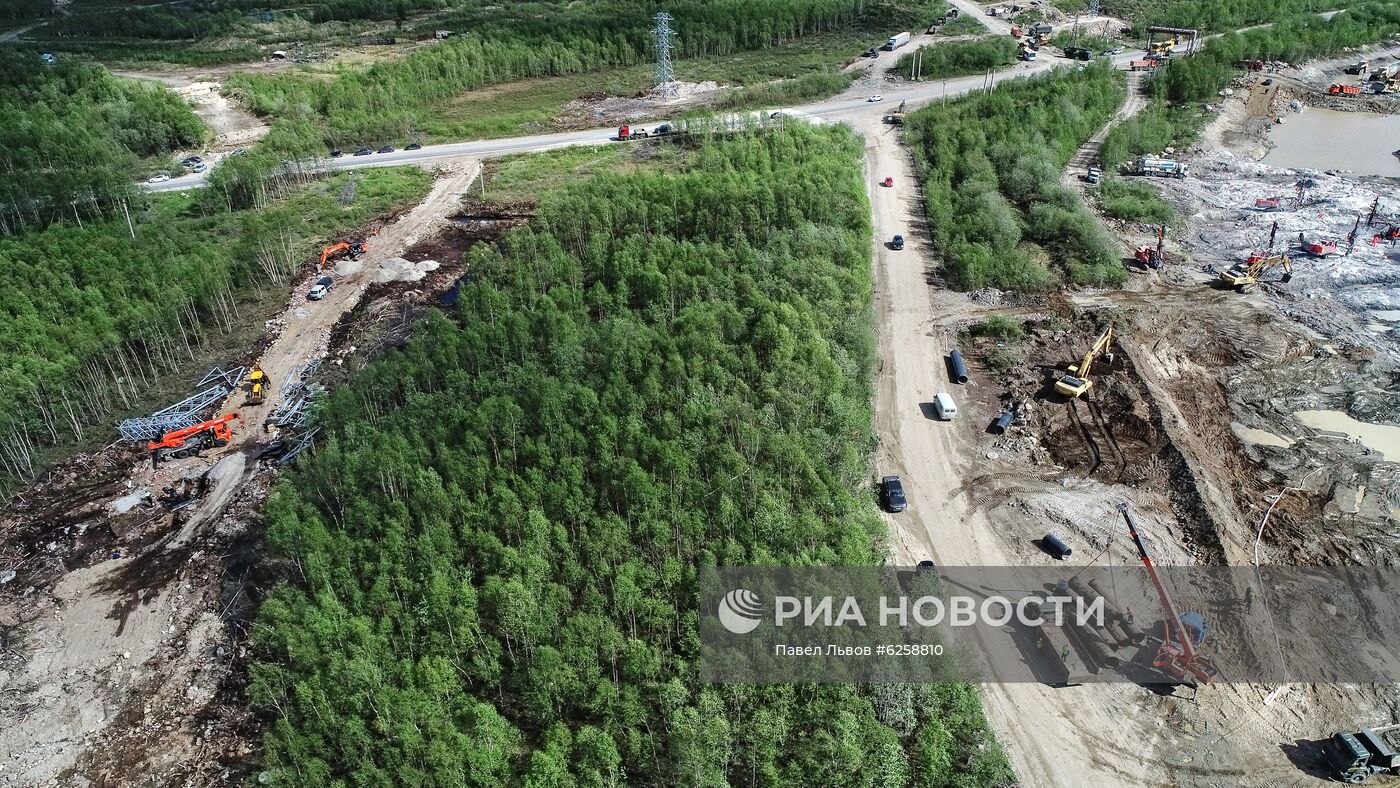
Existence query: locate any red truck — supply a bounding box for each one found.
[1329,83,1362,96]
[616,124,649,140]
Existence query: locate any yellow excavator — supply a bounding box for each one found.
[1218,253,1292,290]
[1054,327,1115,398]
[246,364,269,405]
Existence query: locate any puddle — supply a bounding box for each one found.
[1294,410,1400,462]
[1231,423,1294,448]
[1372,310,1400,322]
[1264,108,1400,176]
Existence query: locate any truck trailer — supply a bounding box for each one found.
[1135,156,1189,179]
[883,31,911,50]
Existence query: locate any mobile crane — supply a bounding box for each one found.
[320,241,366,269]
[1054,327,1114,398]
[148,413,239,464]
[1119,502,1219,686]
[1219,253,1292,290]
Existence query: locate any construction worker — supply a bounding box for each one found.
[1060,644,1070,663]
[1124,607,1135,626]
[1245,585,1256,612]
[1037,637,1046,652]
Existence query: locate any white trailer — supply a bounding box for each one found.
[883,31,911,50]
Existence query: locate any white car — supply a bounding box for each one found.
[147,174,171,183]
[868,95,884,102]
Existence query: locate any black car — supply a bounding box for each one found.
[881,475,907,512]
[330,148,343,157]
[653,124,671,135]
[354,147,372,156]
[892,234,905,250]
[378,145,395,154]
[180,155,202,167]
[405,142,422,150]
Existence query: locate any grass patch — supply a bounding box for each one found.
[1096,177,1176,223]
[970,315,1026,339]
[478,144,683,205]
[894,37,1019,80]
[937,15,989,35]
[712,70,854,110]
[1099,100,1206,171]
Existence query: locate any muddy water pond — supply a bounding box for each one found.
[1264,108,1400,177]
[1295,410,1400,462]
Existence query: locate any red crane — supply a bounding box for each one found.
[148,413,239,464]
[1118,502,1219,686]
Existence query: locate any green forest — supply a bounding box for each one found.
[893,38,1019,81]
[906,64,1126,290]
[1097,0,1350,34]
[0,168,431,487]
[248,125,1012,786]
[0,53,204,234]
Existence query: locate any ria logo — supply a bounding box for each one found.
[718,589,763,634]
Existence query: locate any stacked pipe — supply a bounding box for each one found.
[1087,578,1146,644]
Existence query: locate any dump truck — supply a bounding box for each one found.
[1325,725,1400,784]
[1063,46,1092,61]
[883,31,911,51]
[1130,60,1156,72]
[1330,83,1362,96]
[1135,156,1189,179]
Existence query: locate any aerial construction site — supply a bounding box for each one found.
[2,0,1400,786]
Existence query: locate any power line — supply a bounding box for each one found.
[652,12,677,98]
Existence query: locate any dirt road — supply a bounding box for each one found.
[0,159,480,788]
[862,114,1161,787]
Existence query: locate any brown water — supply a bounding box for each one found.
[1264,108,1400,176]
[1295,410,1400,463]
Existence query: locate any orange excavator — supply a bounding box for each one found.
[1119,502,1219,686]
[320,241,366,269]
[149,413,239,464]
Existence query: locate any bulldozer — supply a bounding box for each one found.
[1218,253,1292,290]
[320,241,367,269]
[1054,327,1114,399]
[246,364,269,405]
[149,413,239,464]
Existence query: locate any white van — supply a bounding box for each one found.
[933,393,957,420]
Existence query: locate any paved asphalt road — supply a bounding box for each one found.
[146,4,1146,194]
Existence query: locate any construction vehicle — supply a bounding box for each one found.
[1053,327,1114,398]
[1135,156,1188,179]
[1330,83,1362,96]
[1149,37,1176,56]
[616,125,650,141]
[1254,196,1281,211]
[1134,225,1165,269]
[1305,238,1339,256]
[1018,45,1037,61]
[1129,59,1156,72]
[1325,725,1400,784]
[1344,60,1370,75]
[319,241,366,269]
[1236,58,1265,71]
[883,31,911,51]
[1219,253,1292,290]
[149,413,239,464]
[1063,46,1093,61]
[1118,502,1219,686]
[246,365,269,405]
[889,100,907,125]
[1010,24,1023,37]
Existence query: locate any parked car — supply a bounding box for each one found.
[933,392,958,420]
[192,163,207,173]
[229,147,248,156]
[330,148,343,157]
[405,142,422,150]
[881,476,908,512]
[307,276,334,301]
[377,145,395,153]
[1085,166,1102,184]
[180,156,201,167]
[868,94,884,102]
[147,174,170,183]
[881,176,894,187]
[355,147,373,156]
[892,234,905,250]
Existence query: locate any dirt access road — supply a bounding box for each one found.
[0,159,480,788]
[862,115,1161,788]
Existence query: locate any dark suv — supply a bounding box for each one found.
[881,476,907,512]
[892,234,905,250]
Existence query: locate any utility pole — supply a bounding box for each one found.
[652,12,677,98]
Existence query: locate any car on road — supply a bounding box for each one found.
[331,148,343,157]
[1109,47,1124,55]
[868,94,884,102]
[891,234,905,250]
[192,163,207,173]
[881,176,894,187]
[307,276,334,301]
[932,392,957,420]
[230,147,248,156]
[405,142,422,150]
[354,147,372,156]
[1085,166,1101,184]
[378,145,395,153]
[917,559,936,572]
[147,174,170,183]
[180,156,201,167]
[1262,78,1274,86]
[881,476,907,512]
[654,123,671,135]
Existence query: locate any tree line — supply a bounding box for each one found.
[1099,0,1350,35]
[248,125,1014,787]
[0,168,431,489]
[893,37,1019,81]
[0,52,204,235]
[906,64,1127,290]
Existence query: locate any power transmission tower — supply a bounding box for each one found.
[653,12,677,98]
[1088,0,1101,15]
